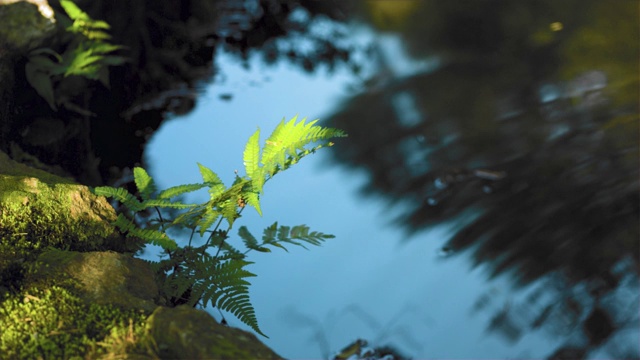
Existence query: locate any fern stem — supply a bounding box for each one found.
[215,306,228,325]
[204,216,226,250]
[212,235,225,259]
[211,206,245,259]
[187,227,197,247]
[154,206,165,232]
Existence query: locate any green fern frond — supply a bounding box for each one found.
[196,208,221,237]
[161,267,193,304]
[197,163,226,199]
[63,45,107,79]
[243,130,261,181]
[193,258,265,336]
[60,0,89,22]
[238,226,258,249]
[240,116,346,197]
[259,222,288,252]
[250,222,333,252]
[243,190,262,216]
[158,183,208,199]
[60,0,113,40]
[259,116,346,179]
[220,200,239,227]
[217,242,246,261]
[83,29,112,41]
[133,167,156,200]
[243,129,265,213]
[94,186,144,212]
[238,227,271,253]
[113,214,177,250]
[208,182,245,227]
[171,204,207,229]
[87,42,126,56]
[95,184,193,212]
[141,199,194,209]
[290,224,334,246]
[281,117,321,155]
[260,118,289,174]
[83,19,111,30]
[276,225,308,249]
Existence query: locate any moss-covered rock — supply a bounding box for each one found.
[146,306,282,360]
[0,149,135,299]
[11,247,285,359]
[0,285,154,359]
[0,150,137,264]
[0,152,285,359]
[29,249,162,312]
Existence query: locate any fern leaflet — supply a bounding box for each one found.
[194,258,264,336]
[158,183,208,199]
[258,116,346,186]
[196,208,221,237]
[113,214,177,250]
[133,167,156,200]
[243,130,261,182]
[238,226,270,253]
[140,198,194,209]
[94,186,143,212]
[238,222,332,253]
[197,163,226,199]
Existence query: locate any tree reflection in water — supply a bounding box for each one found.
[324,1,639,358]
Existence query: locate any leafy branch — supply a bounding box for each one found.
[93,116,346,336]
[25,0,127,111]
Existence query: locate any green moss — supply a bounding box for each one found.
[0,175,112,253]
[0,285,157,359]
[0,170,142,293]
[145,306,282,359]
[28,249,160,313]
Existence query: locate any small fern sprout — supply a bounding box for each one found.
[93,116,346,336]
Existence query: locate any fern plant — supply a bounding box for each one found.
[25,0,127,111]
[94,116,346,336]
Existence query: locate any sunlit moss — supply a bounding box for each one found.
[0,166,144,316]
[0,285,156,359]
[0,171,142,291]
[0,176,114,254]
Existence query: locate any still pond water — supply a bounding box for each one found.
[145,3,638,359]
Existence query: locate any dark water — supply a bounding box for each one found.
[144,1,639,359]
